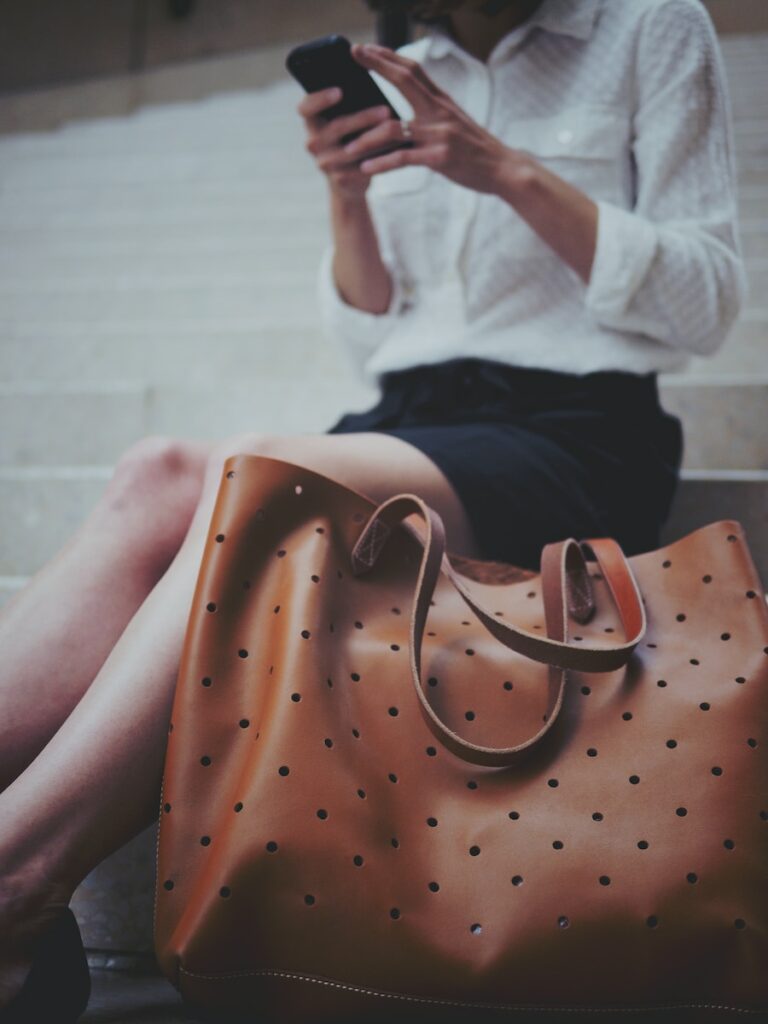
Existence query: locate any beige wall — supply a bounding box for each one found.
[0,0,766,95]
[0,0,374,94]
[702,0,768,33]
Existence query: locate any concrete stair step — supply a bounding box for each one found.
[720,35,768,48]
[0,198,762,263]
[0,385,148,466]
[2,377,766,470]
[0,125,315,191]
[729,92,768,115]
[741,222,768,258]
[0,312,763,384]
[0,218,326,250]
[0,217,763,272]
[729,103,765,123]
[658,377,768,470]
[738,169,768,187]
[2,271,763,327]
[681,316,767,375]
[0,185,327,230]
[0,243,327,282]
[0,151,320,193]
[0,116,310,161]
[0,379,355,467]
[734,138,768,163]
[0,273,319,323]
[726,81,768,91]
[11,120,760,167]
[734,117,768,134]
[739,194,768,221]
[0,117,314,158]
[744,258,768,306]
[0,87,302,152]
[730,84,768,100]
[0,180,326,219]
[0,324,330,384]
[2,115,763,163]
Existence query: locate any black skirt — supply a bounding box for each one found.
[325,357,684,571]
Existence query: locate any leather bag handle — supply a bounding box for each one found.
[351,493,646,768]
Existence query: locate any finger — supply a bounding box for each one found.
[315,104,392,150]
[316,147,373,175]
[358,144,441,176]
[316,126,411,175]
[297,86,342,125]
[341,116,414,159]
[357,43,444,97]
[350,43,435,115]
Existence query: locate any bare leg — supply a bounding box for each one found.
[0,430,481,1006]
[0,437,214,793]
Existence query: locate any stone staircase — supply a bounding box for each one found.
[0,32,766,964]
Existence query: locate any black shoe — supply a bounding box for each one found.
[1,907,91,1023]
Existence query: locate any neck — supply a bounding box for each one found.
[447,0,544,62]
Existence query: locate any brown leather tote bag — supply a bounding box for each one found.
[154,454,768,1023]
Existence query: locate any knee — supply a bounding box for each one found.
[109,436,197,498]
[202,432,284,484]
[115,430,196,481]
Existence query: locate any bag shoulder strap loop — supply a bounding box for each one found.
[351,494,646,768]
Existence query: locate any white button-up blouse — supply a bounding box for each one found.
[316,0,747,390]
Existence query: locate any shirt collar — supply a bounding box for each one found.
[423,0,601,63]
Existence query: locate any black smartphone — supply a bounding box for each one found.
[286,34,412,155]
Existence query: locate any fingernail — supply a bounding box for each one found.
[328,87,341,99]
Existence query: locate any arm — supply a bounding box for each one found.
[583,0,746,356]
[297,84,407,379]
[494,0,746,356]
[315,192,406,382]
[328,188,393,315]
[492,157,598,284]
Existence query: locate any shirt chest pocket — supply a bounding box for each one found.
[368,164,432,277]
[512,111,630,201]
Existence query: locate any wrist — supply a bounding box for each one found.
[491,147,541,209]
[329,183,370,214]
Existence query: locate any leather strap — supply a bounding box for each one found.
[581,536,646,641]
[351,494,647,768]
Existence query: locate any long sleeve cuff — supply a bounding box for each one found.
[584,200,659,325]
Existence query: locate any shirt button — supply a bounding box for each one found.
[557,128,574,145]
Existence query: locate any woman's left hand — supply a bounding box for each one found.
[345,42,515,194]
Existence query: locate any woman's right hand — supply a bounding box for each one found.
[297,87,393,200]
